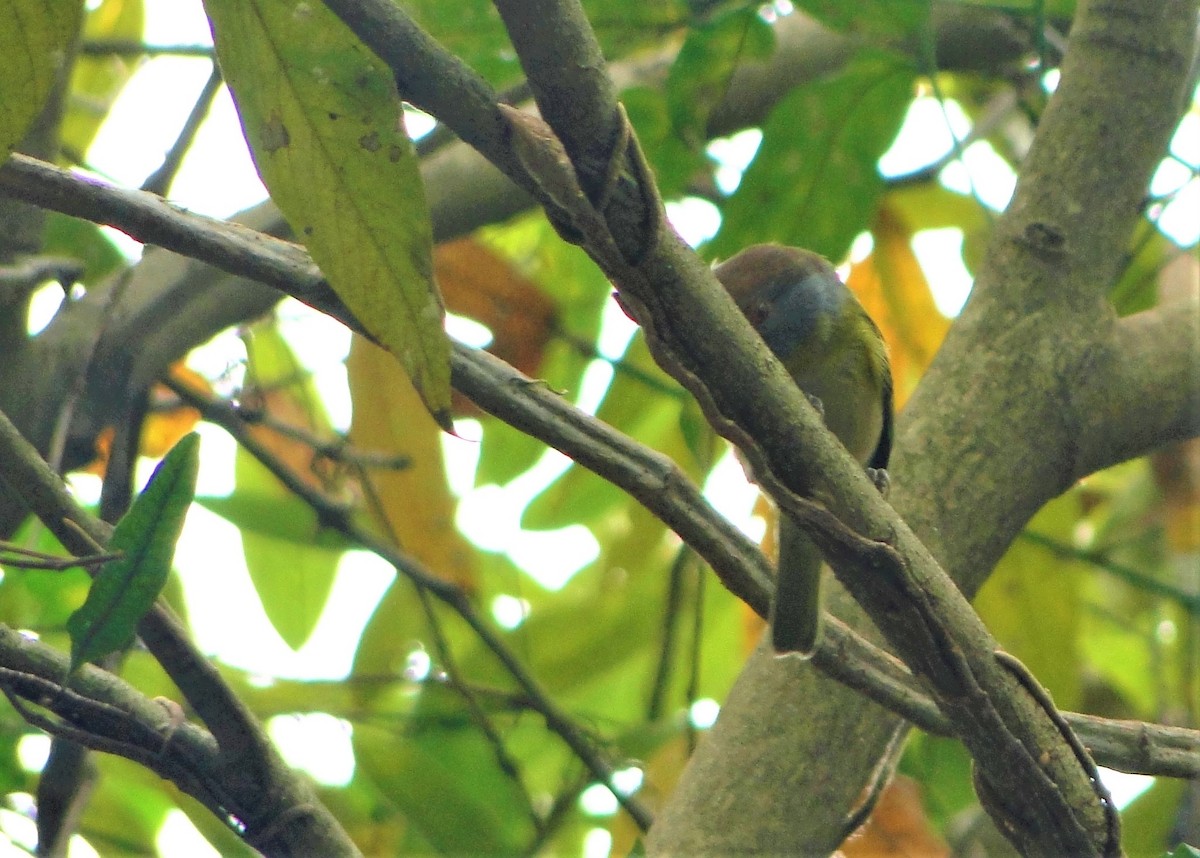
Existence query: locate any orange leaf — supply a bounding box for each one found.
[81,363,206,475]
[347,335,476,590]
[435,237,556,379]
[838,776,949,858]
[847,206,951,409]
[83,426,116,476]
[241,374,331,494]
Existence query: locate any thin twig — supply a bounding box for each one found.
[1022,530,1200,613]
[0,406,359,855]
[164,373,656,830]
[78,40,214,57]
[646,546,690,722]
[356,460,544,835]
[417,587,545,836]
[142,63,224,198]
[157,391,410,470]
[0,542,120,571]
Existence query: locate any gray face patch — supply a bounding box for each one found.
[756,272,847,359]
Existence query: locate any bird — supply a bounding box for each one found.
[713,244,893,657]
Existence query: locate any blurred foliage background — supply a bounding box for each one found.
[0,0,1197,854]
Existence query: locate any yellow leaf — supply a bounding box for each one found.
[347,335,475,590]
[847,205,951,408]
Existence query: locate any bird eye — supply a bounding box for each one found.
[747,301,770,328]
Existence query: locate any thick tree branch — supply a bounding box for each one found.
[0,626,234,829]
[898,0,1198,597]
[659,0,1198,852]
[1085,295,1200,474]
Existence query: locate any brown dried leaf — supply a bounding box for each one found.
[838,776,949,858]
[435,238,556,379]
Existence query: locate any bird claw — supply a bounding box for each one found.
[805,393,825,420]
[867,467,890,497]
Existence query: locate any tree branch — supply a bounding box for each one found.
[2,134,1196,842]
[1086,295,1200,474]
[484,0,1183,852]
[0,406,359,857]
[0,625,234,830]
[659,0,1198,851]
[160,372,656,831]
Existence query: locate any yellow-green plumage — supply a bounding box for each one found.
[715,244,892,655]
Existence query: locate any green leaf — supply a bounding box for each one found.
[1121,777,1186,858]
[976,492,1085,710]
[1110,222,1183,316]
[67,433,199,671]
[791,0,931,40]
[710,49,917,262]
[79,755,174,855]
[348,576,427,698]
[40,212,126,286]
[228,321,343,649]
[206,0,451,426]
[0,0,82,157]
[899,732,976,831]
[61,0,144,158]
[388,0,520,88]
[471,505,674,710]
[522,334,706,531]
[198,492,348,550]
[666,8,774,148]
[354,717,532,855]
[1,515,92,630]
[245,528,342,651]
[886,183,991,235]
[395,0,689,88]
[0,727,28,797]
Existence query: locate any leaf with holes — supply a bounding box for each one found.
[205,0,451,427]
[67,433,199,672]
